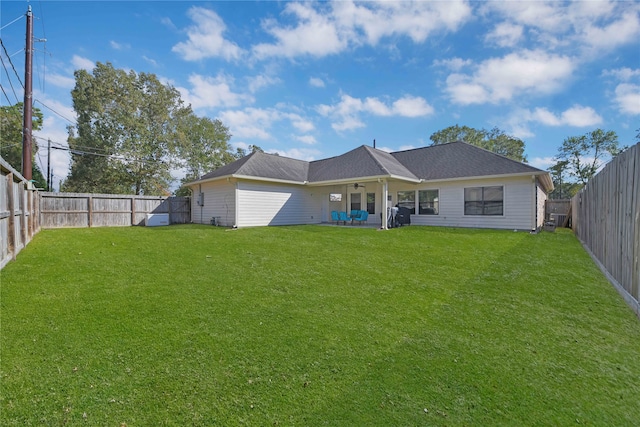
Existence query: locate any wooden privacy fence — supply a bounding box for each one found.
[40,193,190,228]
[545,199,571,227]
[572,143,639,316]
[1,158,40,269]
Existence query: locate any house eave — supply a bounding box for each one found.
[420,171,554,191]
[306,174,421,187]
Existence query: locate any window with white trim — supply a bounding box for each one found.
[397,191,415,214]
[464,186,503,215]
[418,189,439,215]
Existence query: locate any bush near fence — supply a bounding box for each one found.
[572,143,639,317]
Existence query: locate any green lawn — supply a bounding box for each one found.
[1,225,639,426]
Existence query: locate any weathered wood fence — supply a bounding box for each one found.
[39,192,190,228]
[545,199,571,227]
[1,158,40,269]
[572,143,639,317]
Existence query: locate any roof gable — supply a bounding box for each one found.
[198,151,308,183]
[308,145,418,182]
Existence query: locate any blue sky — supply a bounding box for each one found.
[1,0,639,190]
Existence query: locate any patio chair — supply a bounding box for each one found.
[331,210,340,225]
[353,210,368,225]
[338,211,350,225]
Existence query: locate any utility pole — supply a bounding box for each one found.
[47,138,51,191]
[22,5,33,181]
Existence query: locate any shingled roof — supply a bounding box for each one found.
[190,141,553,191]
[308,145,418,183]
[391,141,546,180]
[197,151,309,183]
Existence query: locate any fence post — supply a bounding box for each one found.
[6,173,16,261]
[87,195,93,227]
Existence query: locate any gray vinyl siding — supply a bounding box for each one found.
[236,181,321,227]
[191,180,236,227]
[408,176,536,230]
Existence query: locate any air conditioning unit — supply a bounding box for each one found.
[145,213,169,227]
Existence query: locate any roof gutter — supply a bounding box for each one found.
[307,174,421,187]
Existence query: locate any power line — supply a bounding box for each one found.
[0,38,25,89]
[0,14,24,31]
[0,56,21,103]
[33,99,76,125]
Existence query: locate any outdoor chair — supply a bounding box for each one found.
[331,210,340,225]
[338,211,350,225]
[353,210,368,225]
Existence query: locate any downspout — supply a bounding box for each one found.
[531,175,536,232]
[234,180,239,228]
[199,184,203,224]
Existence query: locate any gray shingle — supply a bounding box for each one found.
[308,145,417,182]
[193,141,548,186]
[391,141,545,180]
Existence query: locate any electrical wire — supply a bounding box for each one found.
[33,99,76,125]
[0,56,21,104]
[0,38,24,89]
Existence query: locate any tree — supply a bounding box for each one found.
[233,144,264,159]
[548,160,581,199]
[0,103,48,189]
[64,62,191,195]
[429,125,527,162]
[174,114,233,195]
[556,129,624,186]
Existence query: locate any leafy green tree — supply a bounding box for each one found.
[233,144,264,159]
[429,125,527,162]
[64,62,190,195]
[556,129,624,186]
[0,103,48,189]
[174,114,233,195]
[548,160,581,199]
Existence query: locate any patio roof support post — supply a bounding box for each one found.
[381,180,388,230]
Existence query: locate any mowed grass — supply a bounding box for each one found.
[1,225,639,426]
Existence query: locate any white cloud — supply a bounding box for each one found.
[392,96,435,117]
[177,73,252,110]
[172,7,244,61]
[220,108,276,140]
[285,113,315,133]
[110,41,130,50]
[317,93,433,132]
[45,73,75,89]
[559,105,604,127]
[309,77,325,88]
[247,75,281,93]
[142,56,158,67]
[253,3,347,59]
[529,156,556,170]
[294,135,317,145]
[252,0,472,60]
[483,1,639,55]
[532,105,603,127]
[614,83,640,115]
[71,55,94,71]
[445,50,575,105]
[602,67,640,81]
[580,9,640,51]
[433,57,472,71]
[485,22,523,47]
[219,107,315,140]
[268,147,322,161]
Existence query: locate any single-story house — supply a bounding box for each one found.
[187,141,554,231]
